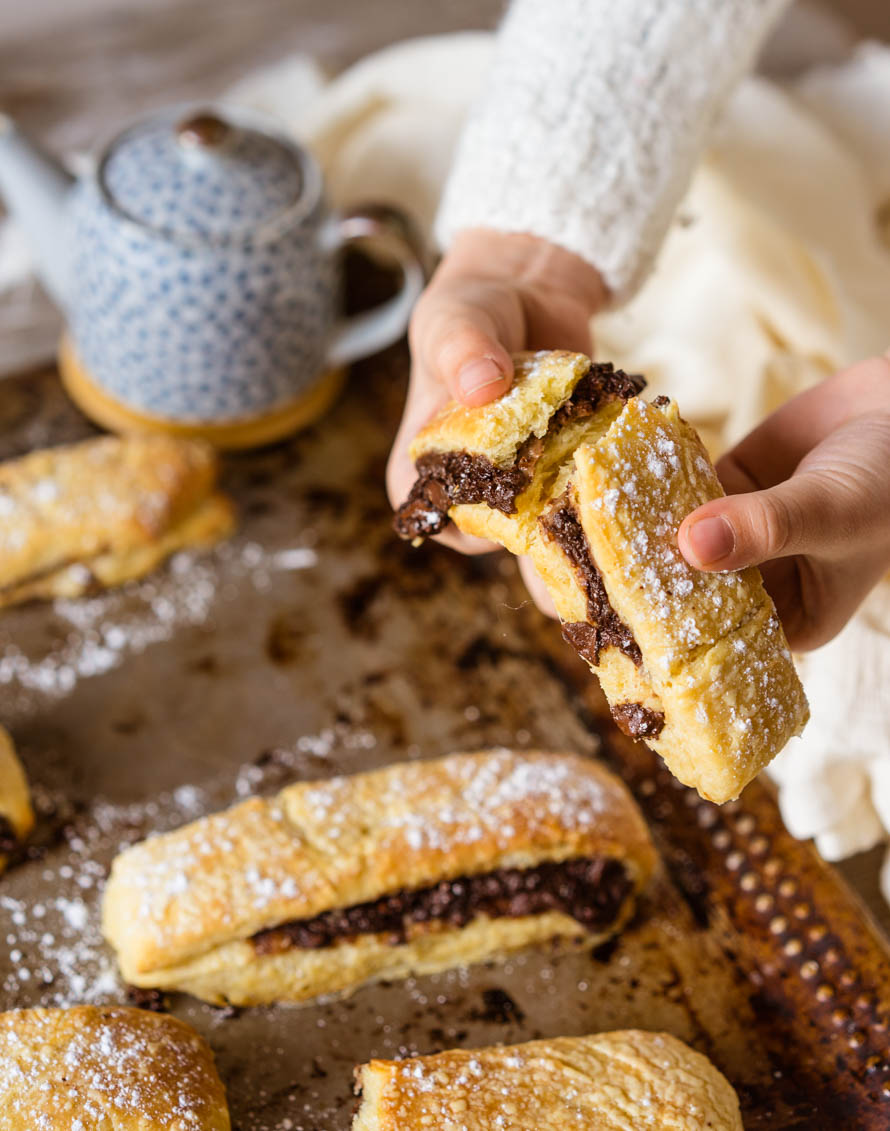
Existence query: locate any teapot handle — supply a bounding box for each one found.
[325,205,428,369]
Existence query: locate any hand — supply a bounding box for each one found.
[386,227,606,554]
[679,356,890,651]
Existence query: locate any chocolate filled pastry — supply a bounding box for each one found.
[102,749,656,1006]
[353,1029,743,1130]
[0,1005,230,1130]
[0,433,234,608]
[395,351,809,803]
[0,726,33,874]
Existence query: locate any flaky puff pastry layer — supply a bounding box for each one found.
[0,433,234,607]
[103,750,656,1005]
[353,1029,743,1131]
[409,349,593,467]
[405,350,808,803]
[571,397,808,802]
[0,1006,230,1131]
[0,726,33,874]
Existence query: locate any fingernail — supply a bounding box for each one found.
[684,515,735,567]
[458,358,504,399]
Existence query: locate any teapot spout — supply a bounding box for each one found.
[0,113,75,308]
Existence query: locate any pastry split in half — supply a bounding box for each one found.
[102,749,656,1006]
[353,1029,743,1131]
[0,433,235,608]
[394,351,809,804]
[0,1006,230,1130]
[0,726,33,874]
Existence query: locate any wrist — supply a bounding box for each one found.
[441,228,607,317]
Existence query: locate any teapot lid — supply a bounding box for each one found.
[99,105,310,241]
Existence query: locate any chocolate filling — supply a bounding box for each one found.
[392,449,530,541]
[540,500,641,666]
[0,814,18,856]
[393,362,644,541]
[611,702,666,739]
[250,856,632,955]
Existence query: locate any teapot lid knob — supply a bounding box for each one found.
[176,112,233,149]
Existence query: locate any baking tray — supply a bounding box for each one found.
[1,340,890,1130]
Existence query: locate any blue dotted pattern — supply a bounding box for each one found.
[102,123,303,239]
[68,178,337,421]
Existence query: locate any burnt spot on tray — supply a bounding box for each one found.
[470,987,526,1026]
[189,654,220,676]
[125,985,169,1012]
[338,574,386,636]
[111,712,146,736]
[266,611,309,666]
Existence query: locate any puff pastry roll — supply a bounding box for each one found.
[0,433,234,607]
[0,726,33,874]
[102,749,656,1006]
[395,351,808,803]
[0,1006,230,1131]
[353,1029,743,1131]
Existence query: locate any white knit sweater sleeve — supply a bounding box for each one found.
[435,0,790,301]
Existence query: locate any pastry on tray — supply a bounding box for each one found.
[0,1005,230,1130]
[352,1029,743,1130]
[102,749,656,1006]
[0,433,234,608]
[394,350,809,804]
[0,726,33,874]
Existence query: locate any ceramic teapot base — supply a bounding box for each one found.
[58,334,345,450]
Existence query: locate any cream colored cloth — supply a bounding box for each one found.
[1,31,890,894]
[238,35,890,892]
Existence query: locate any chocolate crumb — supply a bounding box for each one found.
[611,701,666,739]
[125,985,169,1012]
[472,987,526,1025]
[393,450,530,540]
[653,394,671,407]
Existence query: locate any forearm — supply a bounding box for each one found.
[436,0,789,302]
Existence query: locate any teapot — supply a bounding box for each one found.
[0,105,426,448]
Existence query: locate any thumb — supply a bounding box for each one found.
[680,412,890,572]
[412,292,516,407]
[679,472,854,572]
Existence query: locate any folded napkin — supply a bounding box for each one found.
[1,25,890,896]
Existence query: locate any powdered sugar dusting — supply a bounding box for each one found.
[0,1006,225,1126]
[0,540,317,708]
[0,776,217,1009]
[299,748,615,857]
[593,400,753,654]
[377,1031,716,1128]
[588,398,804,751]
[102,750,624,968]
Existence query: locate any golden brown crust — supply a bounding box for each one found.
[0,726,33,874]
[572,397,808,802]
[0,1006,230,1130]
[0,434,234,607]
[409,350,592,466]
[353,1029,743,1131]
[405,351,808,803]
[103,749,656,1000]
[129,910,623,1007]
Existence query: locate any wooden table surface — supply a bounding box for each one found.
[0,0,889,941]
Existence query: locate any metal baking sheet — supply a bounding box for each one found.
[2,348,890,1130]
